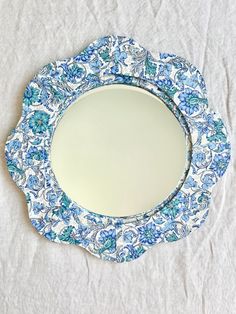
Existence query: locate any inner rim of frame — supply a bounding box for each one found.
[50,83,191,218]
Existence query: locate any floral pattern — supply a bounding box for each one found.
[29,110,50,134]
[24,86,39,106]
[138,223,161,245]
[5,35,231,262]
[178,88,207,116]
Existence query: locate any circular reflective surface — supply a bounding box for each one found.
[51,85,187,217]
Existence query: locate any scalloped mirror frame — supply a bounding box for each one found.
[5,36,230,262]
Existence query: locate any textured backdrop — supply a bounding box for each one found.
[0,0,235,313]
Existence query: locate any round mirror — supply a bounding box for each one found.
[51,84,187,217]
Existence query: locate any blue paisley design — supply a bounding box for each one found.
[5,35,230,262]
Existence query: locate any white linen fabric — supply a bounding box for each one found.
[0,0,235,313]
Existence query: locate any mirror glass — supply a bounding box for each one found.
[51,85,187,217]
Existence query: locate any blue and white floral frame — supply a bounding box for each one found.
[5,36,230,262]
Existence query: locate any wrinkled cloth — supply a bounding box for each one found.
[0,0,235,313]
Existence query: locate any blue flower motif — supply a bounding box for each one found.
[190,192,210,212]
[183,74,199,88]
[94,36,109,49]
[166,232,179,242]
[210,154,230,177]
[157,78,172,88]
[44,230,57,241]
[26,175,40,191]
[24,86,39,106]
[201,174,215,189]
[194,121,210,136]
[156,79,177,97]
[77,224,89,236]
[29,111,50,134]
[58,226,80,244]
[33,202,44,214]
[52,193,73,224]
[114,219,123,229]
[178,88,205,115]
[207,119,227,143]
[51,87,66,101]
[138,223,160,245]
[5,155,23,178]
[85,73,101,87]
[26,146,48,165]
[77,46,95,62]
[7,139,21,152]
[86,214,103,226]
[89,58,102,73]
[111,64,119,74]
[46,64,61,79]
[98,229,116,253]
[114,47,127,65]
[31,218,45,231]
[162,192,188,219]
[184,176,197,189]
[61,63,84,83]
[123,230,135,243]
[192,151,206,165]
[46,190,58,207]
[40,89,49,103]
[158,63,172,77]
[99,47,110,62]
[75,224,91,247]
[198,192,210,207]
